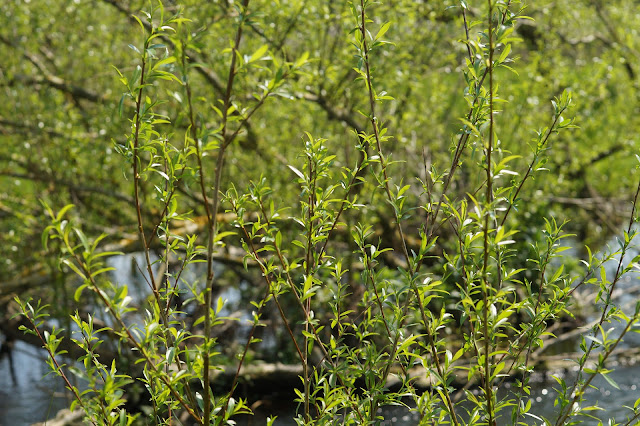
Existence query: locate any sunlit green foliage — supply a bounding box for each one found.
[4,0,640,425]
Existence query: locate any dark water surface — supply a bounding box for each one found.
[2,338,640,425]
[0,340,68,425]
[4,247,640,425]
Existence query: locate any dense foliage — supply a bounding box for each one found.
[3,0,640,425]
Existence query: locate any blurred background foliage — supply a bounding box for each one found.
[1,0,639,357]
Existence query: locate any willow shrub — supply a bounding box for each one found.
[14,0,640,425]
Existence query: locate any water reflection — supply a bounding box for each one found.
[356,364,640,425]
[3,323,640,424]
[0,340,68,425]
[5,240,640,425]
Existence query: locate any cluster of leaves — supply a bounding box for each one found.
[5,0,640,425]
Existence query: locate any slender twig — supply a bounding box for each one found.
[200,2,250,423]
[130,34,161,311]
[356,2,460,423]
[240,194,368,423]
[555,176,640,425]
[511,223,561,421]
[480,2,496,424]
[201,0,249,424]
[226,198,368,423]
[21,311,99,426]
[425,3,514,241]
[45,226,204,424]
[499,111,565,228]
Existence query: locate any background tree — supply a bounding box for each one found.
[3,0,640,424]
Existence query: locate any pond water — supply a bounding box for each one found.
[0,340,68,425]
[3,347,640,426]
[375,364,640,425]
[4,244,640,425]
[232,362,640,425]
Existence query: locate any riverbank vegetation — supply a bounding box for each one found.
[3,0,640,424]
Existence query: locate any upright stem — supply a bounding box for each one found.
[22,312,99,426]
[555,177,640,425]
[357,1,459,423]
[132,41,160,305]
[303,153,316,422]
[425,4,513,240]
[130,37,180,423]
[481,1,495,424]
[178,36,209,418]
[203,1,250,423]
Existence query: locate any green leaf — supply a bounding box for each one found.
[74,284,87,302]
[294,51,309,68]
[248,44,269,63]
[62,259,87,280]
[601,372,620,390]
[216,297,225,314]
[132,14,145,32]
[374,22,392,41]
[55,204,75,222]
[214,231,236,243]
[498,43,511,64]
[153,56,176,69]
[288,165,305,180]
[128,44,141,55]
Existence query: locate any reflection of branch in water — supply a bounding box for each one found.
[0,334,16,385]
[534,282,640,362]
[534,346,640,372]
[32,409,84,426]
[572,280,640,316]
[4,344,50,364]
